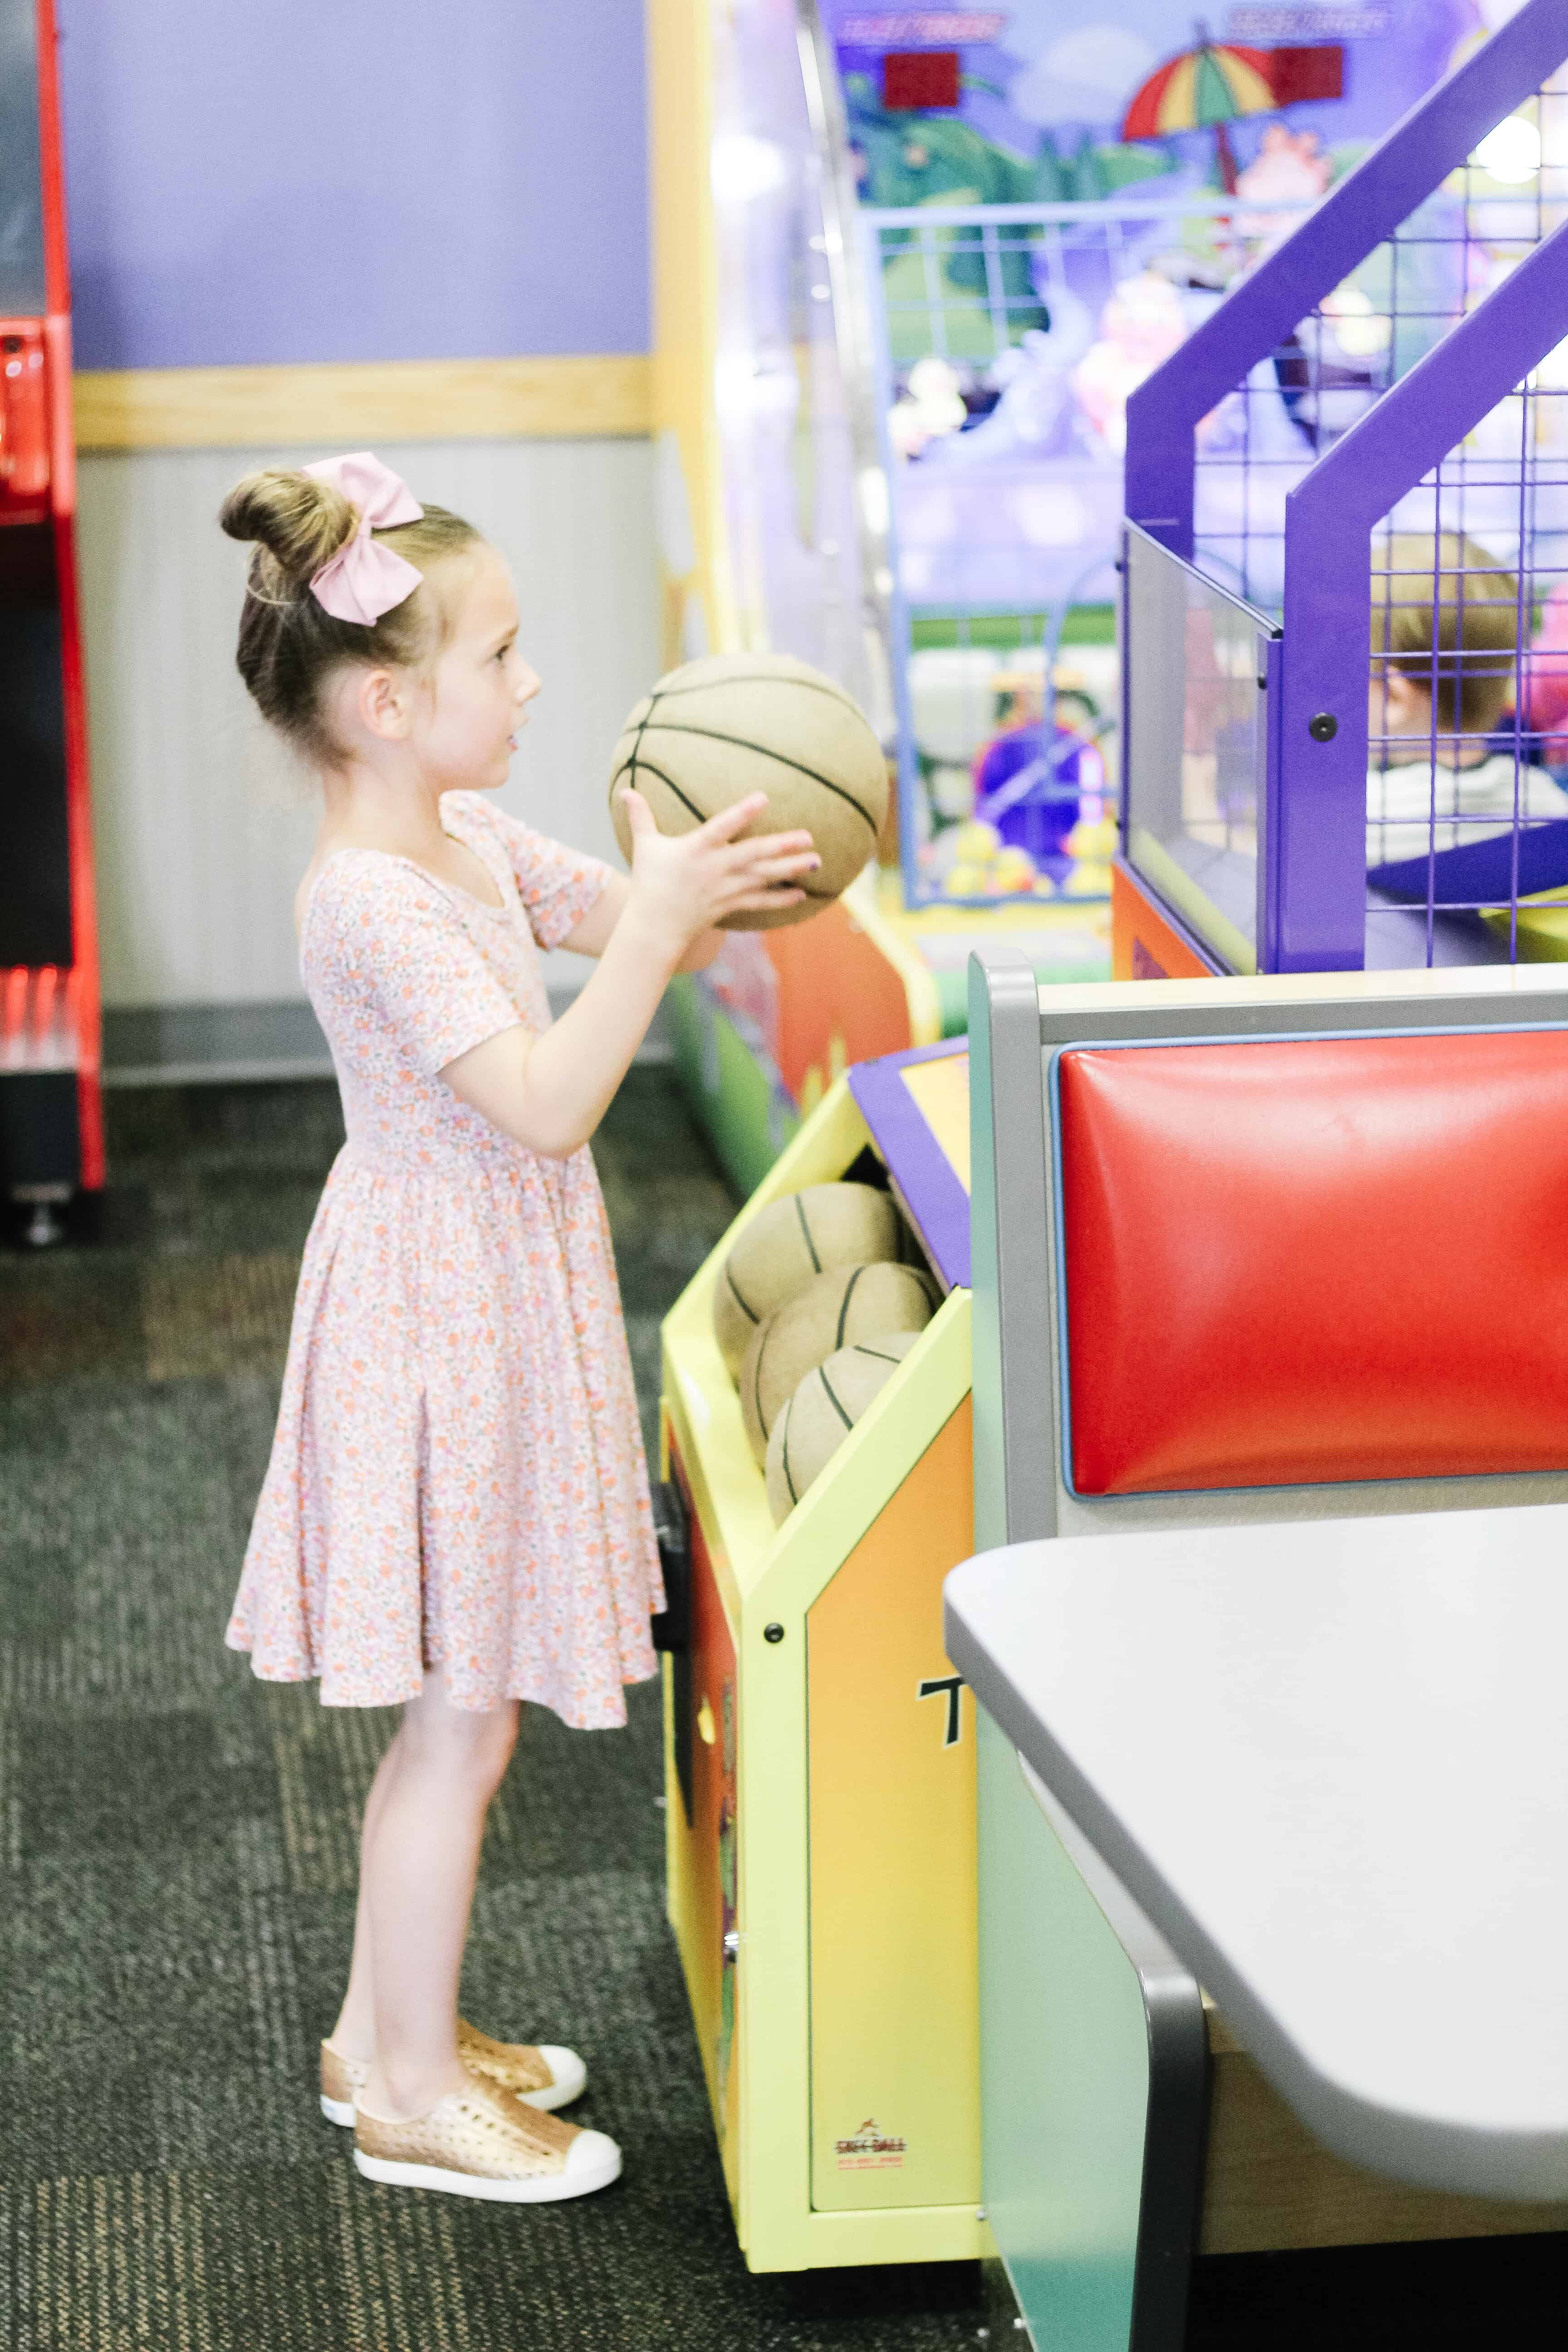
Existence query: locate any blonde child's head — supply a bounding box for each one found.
[1370,532,1521,742]
[220,466,485,764]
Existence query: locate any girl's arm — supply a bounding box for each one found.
[555,871,725,972]
[441,791,815,1156]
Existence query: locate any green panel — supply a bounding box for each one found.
[664,975,799,1198]
[978,1710,1147,2352]
[910,607,1117,650]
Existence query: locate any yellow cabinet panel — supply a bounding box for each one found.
[808,1402,980,2211]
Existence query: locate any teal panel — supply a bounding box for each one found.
[978,1709,1147,2352]
[938,967,969,1037]
[938,949,1112,1037]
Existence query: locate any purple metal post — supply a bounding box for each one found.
[1123,0,1568,560]
[1269,216,1568,972]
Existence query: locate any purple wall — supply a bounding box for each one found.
[55,0,649,370]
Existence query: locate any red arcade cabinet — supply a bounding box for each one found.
[0,0,101,1244]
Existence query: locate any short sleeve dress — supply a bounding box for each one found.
[225,791,663,1727]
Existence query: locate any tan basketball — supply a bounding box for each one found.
[714,1182,905,1378]
[608,652,889,930]
[765,1332,922,1524]
[739,1260,939,1464]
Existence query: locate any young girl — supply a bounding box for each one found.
[221,451,819,2204]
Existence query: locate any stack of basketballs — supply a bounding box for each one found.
[713,1184,938,1525]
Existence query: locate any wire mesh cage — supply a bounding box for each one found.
[1122,0,1568,977]
[1193,71,1568,614]
[862,193,1298,911]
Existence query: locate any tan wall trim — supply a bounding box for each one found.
[73,353,652,450]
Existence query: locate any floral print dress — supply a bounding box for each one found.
[226,793,662,1726]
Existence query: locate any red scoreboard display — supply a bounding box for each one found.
[0,0,102,1244]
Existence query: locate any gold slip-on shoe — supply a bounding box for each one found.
[320,2025,587,2127]
[353,2069,621,2203]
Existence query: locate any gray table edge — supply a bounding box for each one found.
[945,1556,1568,2204]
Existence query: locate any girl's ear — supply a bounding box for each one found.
[357,666,410,743]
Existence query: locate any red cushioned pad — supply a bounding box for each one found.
[1058,1032,1568,1494]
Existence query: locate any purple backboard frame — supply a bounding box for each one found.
[1124,0,1568,564]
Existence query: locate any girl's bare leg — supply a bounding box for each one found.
[328,1725,404,2061]
[356,1666,519,2118]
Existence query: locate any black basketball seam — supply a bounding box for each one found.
[640,674,862,712]
[782,1400,799,1504]
[794,1194,822,1276]
[622,686,664,813]
[819,1364,854,1432]
[612,755,706,827]
[633,723,880,835]
[858,1344,906,1364]
[834,1264,866,1350]
[752,1318,774,1438]
[610,758,871,852]
[726,1265,760,1326]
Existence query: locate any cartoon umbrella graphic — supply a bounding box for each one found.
[1120,21,1278,194]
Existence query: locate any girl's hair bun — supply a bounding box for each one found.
[219,464,482,764]
[219,467,357,587]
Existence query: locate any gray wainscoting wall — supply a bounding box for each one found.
[76,437,660,1083]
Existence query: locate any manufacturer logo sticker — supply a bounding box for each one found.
[835,2117,908,2171]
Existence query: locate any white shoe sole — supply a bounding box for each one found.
[517,2048,588,2113]
[321,2050,586,2131]
[353,2141,622,2202]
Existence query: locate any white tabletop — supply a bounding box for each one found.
[944,1506,1568,2200]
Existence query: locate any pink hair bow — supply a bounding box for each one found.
[304,451,425,625]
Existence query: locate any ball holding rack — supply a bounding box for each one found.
[658,1036,982,2274]
[0,0,103,1245]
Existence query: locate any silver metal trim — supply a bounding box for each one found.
[970,950,1058,1545]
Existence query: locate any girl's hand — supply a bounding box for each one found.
[618,788,821,948]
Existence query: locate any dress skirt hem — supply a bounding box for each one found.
[223,1627,659,1725]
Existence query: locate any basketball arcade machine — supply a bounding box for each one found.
[0,0,101,1241]
[1114,0,1568,989]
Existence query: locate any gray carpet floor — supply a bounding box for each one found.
[0,1072,988,2351]
[6,1071,1565,2351]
